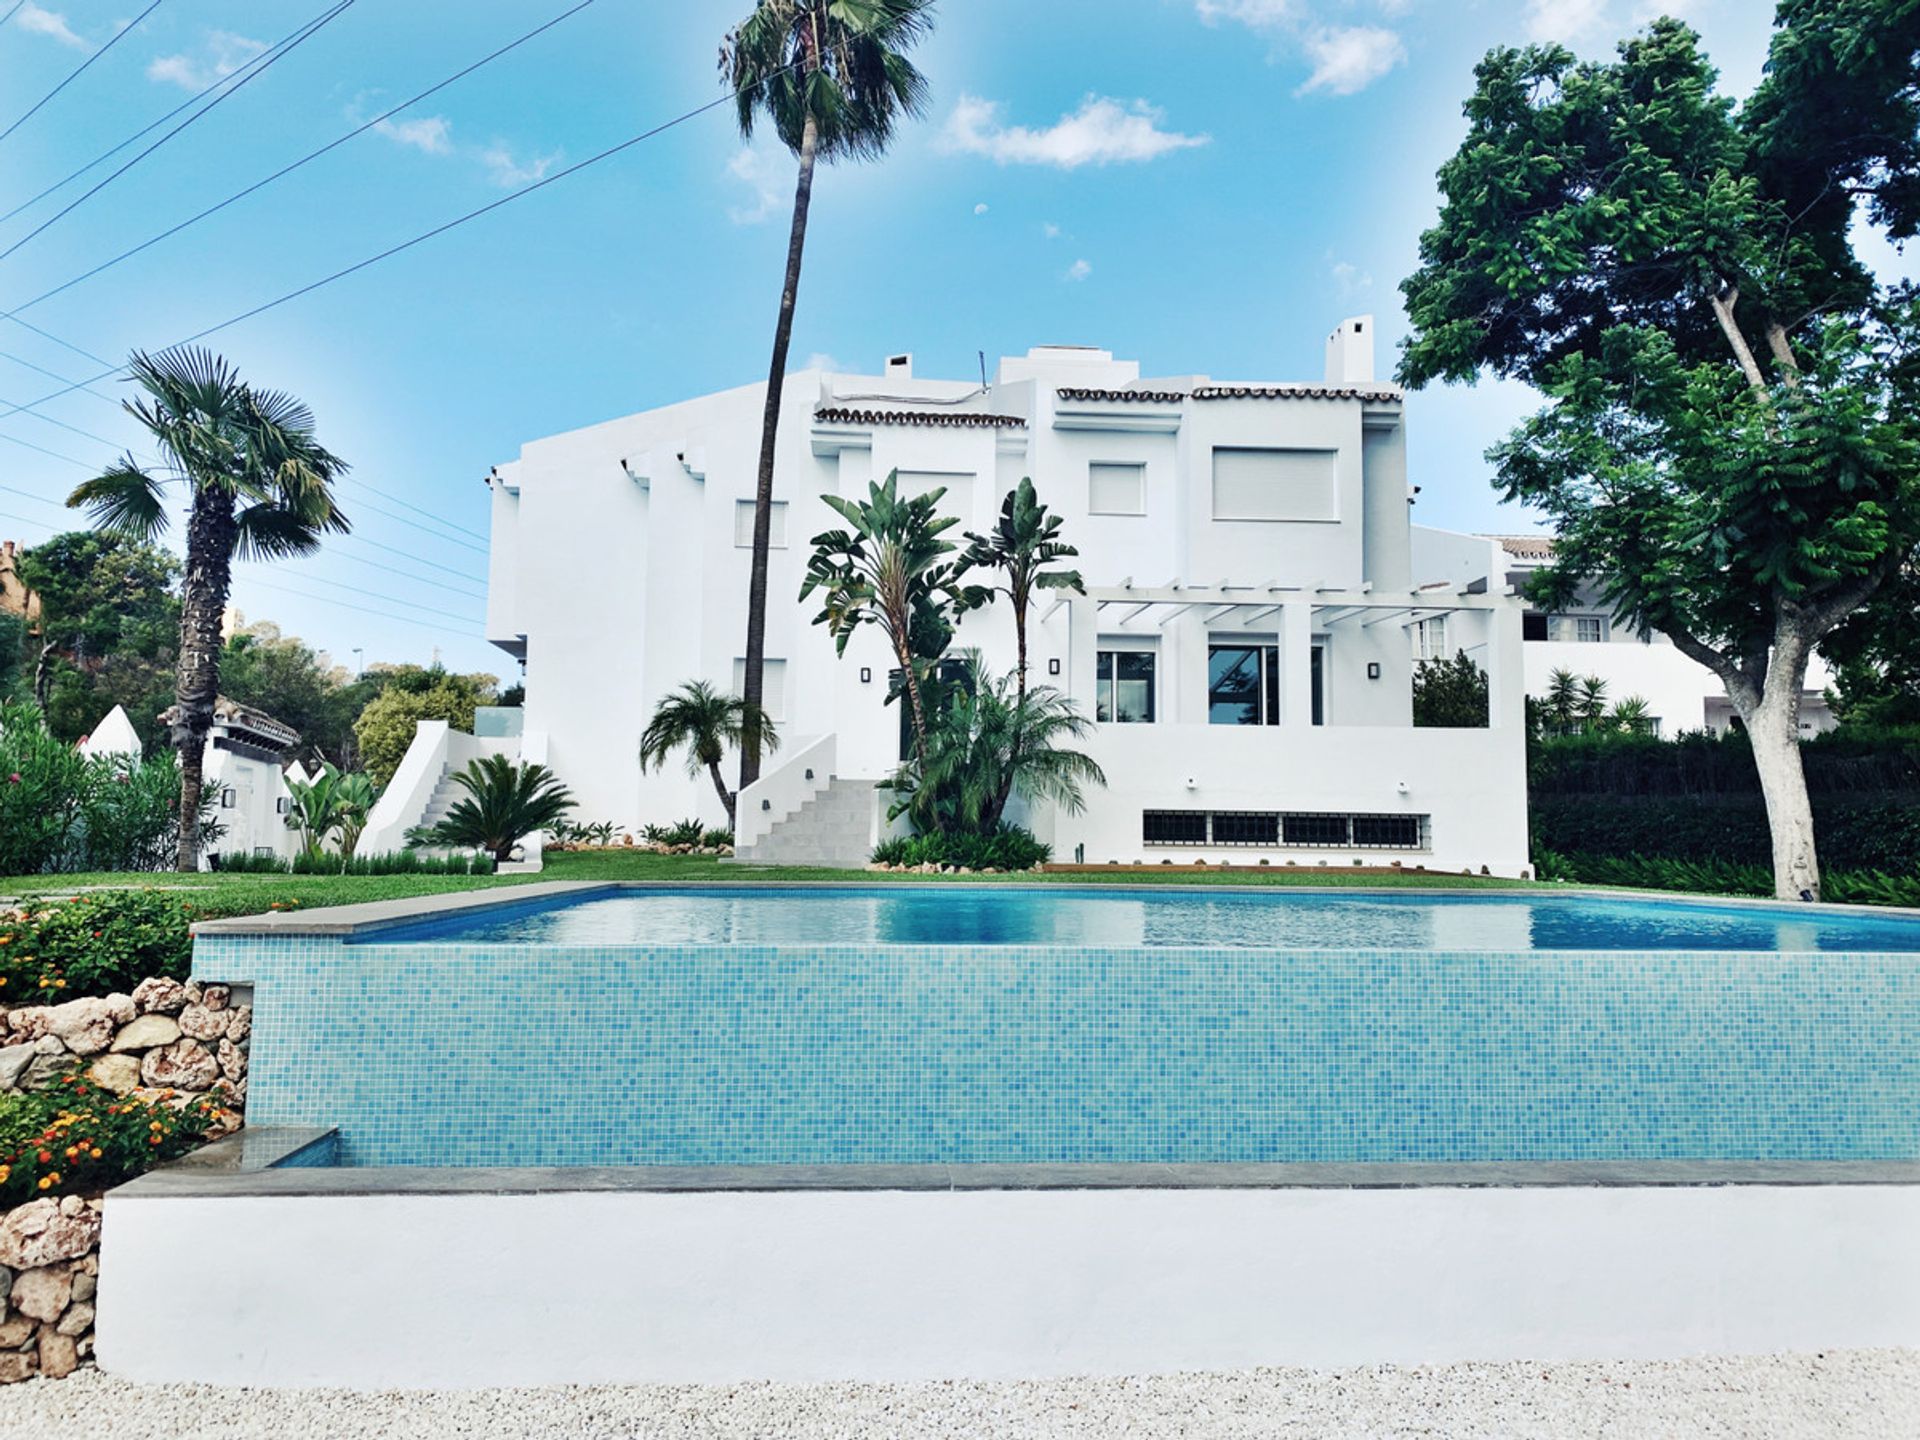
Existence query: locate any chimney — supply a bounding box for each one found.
[884,352,913,381]
[1325,316,1375,385]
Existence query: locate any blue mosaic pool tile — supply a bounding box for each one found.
[193,937,1920,1168]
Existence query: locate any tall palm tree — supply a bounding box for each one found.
[67,347,348,870]
[639,680,779,826]
[963,476,1083,706]
[720,0,936,796]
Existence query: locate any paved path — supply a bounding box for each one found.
[0,1351,1912,1437]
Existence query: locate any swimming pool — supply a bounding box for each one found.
[192,883,1920,1169]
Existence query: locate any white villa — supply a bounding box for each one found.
[463,319,1533,874]
[1412,530,1837,738]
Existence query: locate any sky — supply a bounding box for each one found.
[0,0,1904,684]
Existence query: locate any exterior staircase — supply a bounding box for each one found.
[736,776,878,868]
[417,765,464,830]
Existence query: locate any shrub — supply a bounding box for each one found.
[209,849,496,877]
[0,890,205,999]
[353,681,482,787]
[1412,651,1489,728]
[0,700,88,876]
[1533,849,1920,908]
[644,819,709,848]
[0,1073,234,1206]
[701,828,734,848]
[871,824,1051,871]
[408,754,576,862]
[1532,795,1920,875]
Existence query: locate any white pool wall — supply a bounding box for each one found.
[98,1182,1920,1389]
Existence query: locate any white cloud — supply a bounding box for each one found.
[1065,258,1093,282]
[1042,221,1062,239]
[940,94,1208,170]
[146,29,267,90]
[974,202,990,215]
[726,138,788,224]
[803,353,842,372]
[14,4,84,49]
[481,143,562,189]
[1525,0,1612,44]
[1329,256,1373,295]
[374,115,453,156]
[1194,0,1302,29]
[1297,25,1406,96]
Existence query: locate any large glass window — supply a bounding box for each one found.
[1097,650,1156,723]
[1208,644,1280,726]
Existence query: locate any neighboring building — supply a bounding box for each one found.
[0,539,39,624]
[449,318,1532,875]
[1412,529,1835,737]
[149,697,306,867]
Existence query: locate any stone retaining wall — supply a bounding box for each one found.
[0,977,252,1383]
[0,978,250,1105]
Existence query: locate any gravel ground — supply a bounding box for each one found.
[0,1351,1913,1439]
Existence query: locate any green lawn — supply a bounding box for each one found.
[0,849,1531,918]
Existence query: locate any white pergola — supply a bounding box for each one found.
[1041,580,1519,628]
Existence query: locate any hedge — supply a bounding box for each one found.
[1535,850,1920,909]
[1532,794,1920,875]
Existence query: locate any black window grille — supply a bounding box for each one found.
[1142,811,1209,845]
[1351,814,1425,849]
[1211,811,1280,846]
[1282,813,1352,847]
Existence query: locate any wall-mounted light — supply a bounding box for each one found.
[859,667,872,684]
[275,797,288,815]
[220,788,236,809]
[1048,658,1061,676]
[1367,662,1381,680]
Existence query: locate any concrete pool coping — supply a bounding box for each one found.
[115,1129,1920,1198]
[187,878,1920,939]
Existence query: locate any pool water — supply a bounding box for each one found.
[365,885,1920,953]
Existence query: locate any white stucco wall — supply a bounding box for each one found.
[98,1183,1920,1389]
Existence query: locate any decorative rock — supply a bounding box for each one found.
[69,1273,93,1304]
[10,1267,70,1323]
[46,996,134,1058]
[0,1044,32,1091]
[36,1327,75,1379]
[183,982,203,1006]
[110,1014,180,1052]
[0,1315,32,1348]
[85,1053,140,1096]
[20,1047,72,1092]
[202,985,230,1013]
[131,977,188,1016]
[54,1302,92,1338]
[217,1037,247,1082]
[0,1352,34,1383]
[226,1006,252,1044]
[177,1005,227,1043]
[140,1038,216,1091]
[4,1009,50,1042]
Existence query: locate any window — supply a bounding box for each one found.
[1209,644,1280,726]
[730,658,788,721]
[1143,810,1431,850]
[1210,448,1339,522]
[1211,812,1279,846]
[1412,616,1449,661]
[1097,650,1156,723]
[1574,615,1607,644]
[1311,644,1325,727]
[1523,612,1549,642]
[1143,811,1209,846]
[1351,814,1424,849]
[1282,813,1349,847]
[1088,462,1146,516]
[733,500,787,549]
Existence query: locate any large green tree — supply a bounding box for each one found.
[352,667,497,786]
[220,619,372,768]
[721,0,936,794]
[1400,8,1920,900]
[69,348,350,870]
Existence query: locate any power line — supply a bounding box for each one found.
[0,2,363,228]
[0,72,763,429]
[338,488,489,555]
[341,477,489,543]
[323,542,489,600]
[0,4,28,31]
[0,347,121,409]
[345,533,484,584]
[251,566,482,624]
[0,478,70,510]
[0,0,169,147]
[236,574,482,634]
[5,0,601,322]
[0,1,357,265]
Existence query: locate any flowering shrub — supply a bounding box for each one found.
[0,1074,234,1206]
[0,890,206,1000]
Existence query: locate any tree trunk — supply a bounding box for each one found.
[174,491,238,872]
[708,759,736,827]
[31,640,53,714]
[739,112,820,795]
[1741,628,1822,901]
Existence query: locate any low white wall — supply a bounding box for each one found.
[736,732,833,851]
[98,1184,1920,1389]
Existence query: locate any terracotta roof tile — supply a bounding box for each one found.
[1055,388,1189,404]
[814,407,1026,430]
[1192,383,1403,402]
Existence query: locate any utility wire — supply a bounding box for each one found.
[0,0,356,265]
[0,2,363,227]
[237,574,482,634]
[346,533,485,583]
[4,0,601,321]
[338,489,490,555]
[341,476,489,544]
[325,542,490,600]
[253,567,482,625]
[0,0,167,148]
[0,4,29,31]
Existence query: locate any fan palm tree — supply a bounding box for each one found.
[799,470,977,768]
[962,477,1083,706]
[639,680,779,826]
[67,347,348,871]
[720,0,937,795]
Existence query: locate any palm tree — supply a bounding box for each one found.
[720,0,936,796]
[67,348,347,870]
[962,477,1083,706]
[893,654,1106,836]
[799,470,976,768]
[639,680,778,826]
[410,753,576,864]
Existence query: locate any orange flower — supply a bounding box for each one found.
[62,1147,77,1161]
[34,1150,49,1164]
[88,1149,101,1160]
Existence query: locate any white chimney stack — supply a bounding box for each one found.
[884,352,913,381]
[1325,315,1375,385]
